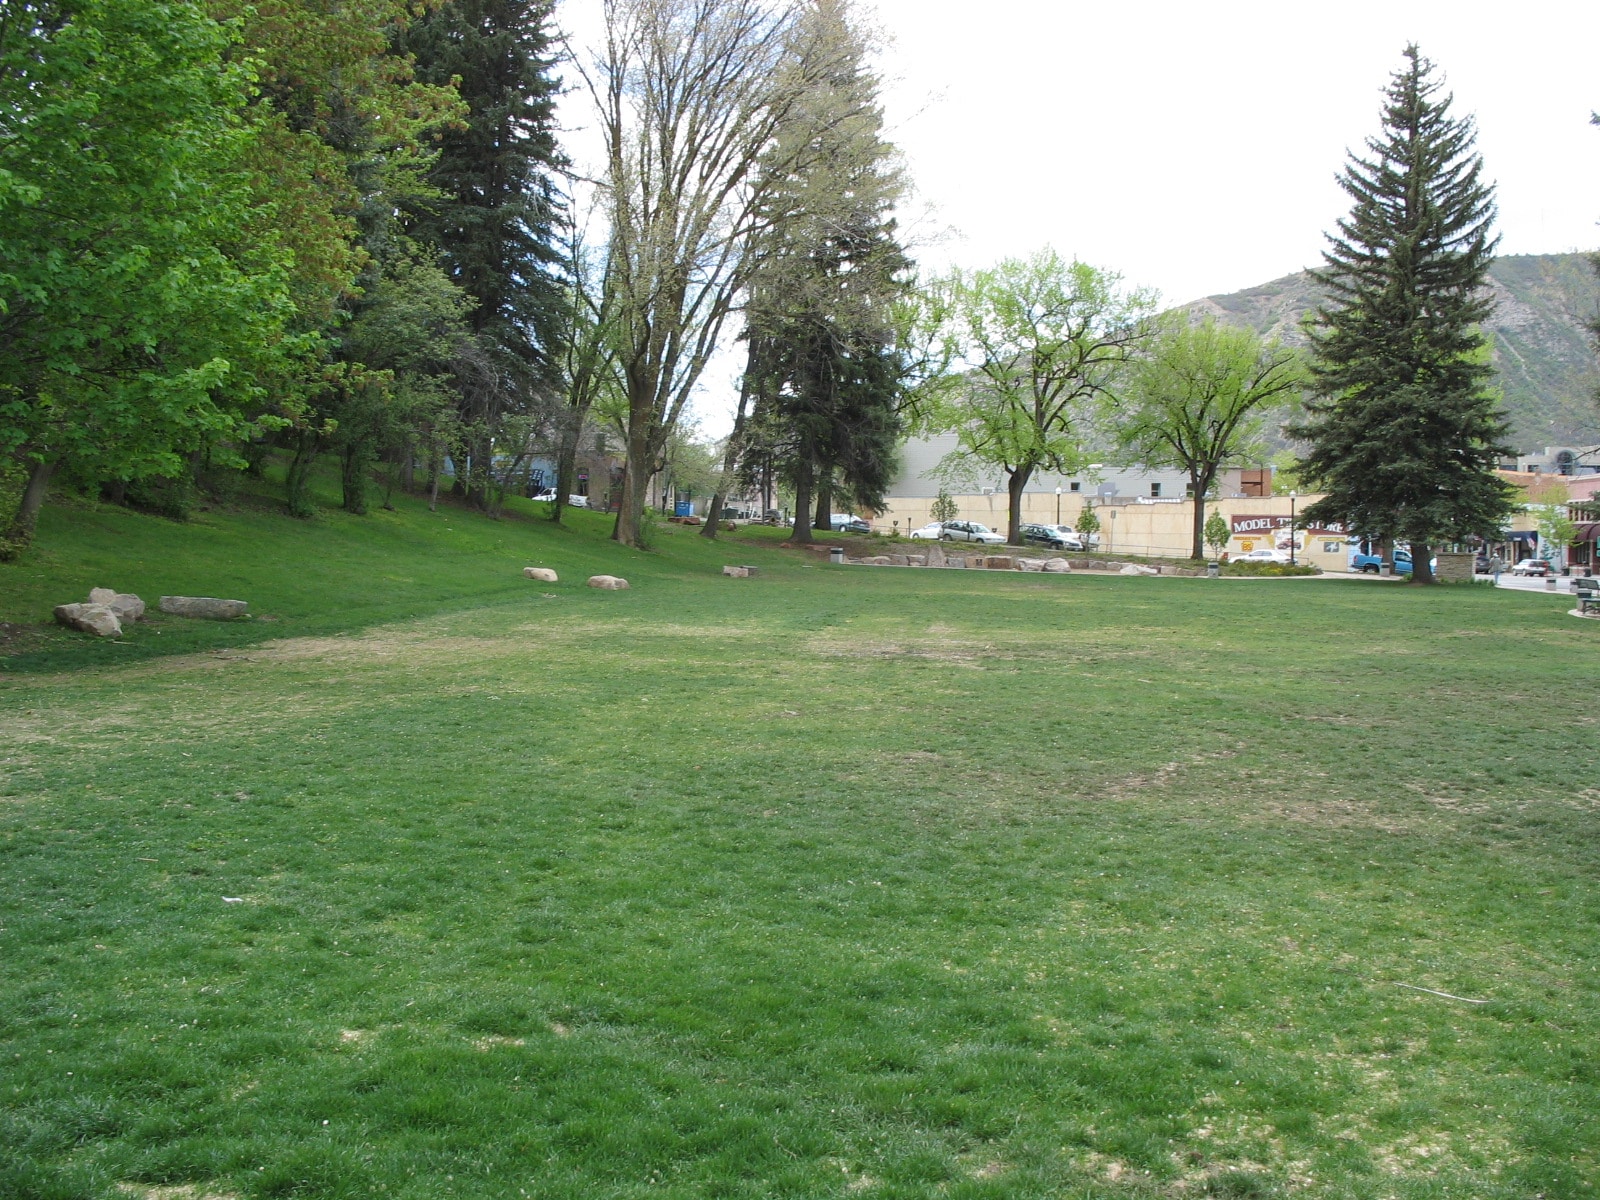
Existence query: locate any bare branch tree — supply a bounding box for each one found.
[575,0,854,546]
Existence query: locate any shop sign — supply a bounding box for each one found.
[1230,514,1346,536]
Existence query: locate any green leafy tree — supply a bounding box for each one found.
[1530,479,1578,570]
[1291,45,1515,584]
[933,250,1157,545]
[1112,316,1304,559]
[0,0,296,555]
[1203,508,1231,560]
[930,488,959,525]
[1075,498,1100,546]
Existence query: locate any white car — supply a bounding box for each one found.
[908,522,943,539]
[1237,547,1292,564]
[939,520,1005,545]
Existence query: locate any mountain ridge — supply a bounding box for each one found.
[1183,252,1600,450]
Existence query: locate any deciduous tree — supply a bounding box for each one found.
[577,0,857,547]
[0,0,295,555]
[933,251,1156,545]
[1112,316,1304,559]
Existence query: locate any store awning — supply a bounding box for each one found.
[1574,522,1600,542]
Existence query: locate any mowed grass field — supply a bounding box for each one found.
[2,490,1598,1199]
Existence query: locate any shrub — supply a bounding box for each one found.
[1222,561,1320,577]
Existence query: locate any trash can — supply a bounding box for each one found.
[829,546,845,564]
[1207,560,1220,577]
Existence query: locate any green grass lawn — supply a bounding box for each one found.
[3,487,1598,1199]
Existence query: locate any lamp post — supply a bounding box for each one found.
[1108,507,1116,553]
[1055,486,1062,526]
[1289,491,1298,566]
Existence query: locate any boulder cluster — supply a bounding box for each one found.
[53,589,251,637]
[54,587,144,637]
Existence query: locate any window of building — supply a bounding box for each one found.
[1069,481,1081,492]
[1150,482,1162,497]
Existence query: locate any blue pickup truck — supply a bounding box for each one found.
[1350,549,1415,574]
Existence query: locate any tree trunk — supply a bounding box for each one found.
[701,376,753,541]
[1006,463,1034,545]
[102,479,128,506]
[341,442,369,515]
[790,461,814,544]
[1410,539,1436,584]
[612,398,653,547]
[813,476,832,532]
[2,458,59,558]
[1189,467,1211,560]
[286,431,319,518]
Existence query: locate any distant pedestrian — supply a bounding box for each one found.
[1490,554,1504,584]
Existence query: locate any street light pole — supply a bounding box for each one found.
[1289,491,1298,566]
[1055,486,1062,526]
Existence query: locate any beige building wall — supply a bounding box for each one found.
[873,492,1353,572]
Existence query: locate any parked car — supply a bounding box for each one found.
[829,513,871,534]
[1511,558,1551,576]
[530,487,558,502]
[1238,547,1292,564]
[567,494,589,508]
[1018,522,1081,551]
[939,520,1005,545]
[907,522,944,539]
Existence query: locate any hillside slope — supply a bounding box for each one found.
[1186,252,1600,448]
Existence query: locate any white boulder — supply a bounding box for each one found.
[523,567,559,582]
[54,603,122,638]
[587,575,629,590]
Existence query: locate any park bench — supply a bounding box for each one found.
[1575,577,1600,616]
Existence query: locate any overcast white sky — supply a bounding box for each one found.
[555,0,1600,431]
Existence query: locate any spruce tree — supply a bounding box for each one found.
[1292,45,1515,584]
[398,0,566,504]
[735,0,910,544]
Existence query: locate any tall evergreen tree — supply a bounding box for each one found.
[1292,45,1515,584]
[399,0,567,505]
[734,0,909,544]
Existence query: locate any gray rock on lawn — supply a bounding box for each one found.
[523,567,559,582]
[1042,558,1072,573]
[860,555,893,566]
[1119,564,1159,577]
[1019,558,1045,572]
[159,596,250,620]
[925,541,946,567]
[87,587,145,620]
[587,575,629,590]
[54,602,122,638]
[722,565,749,578]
